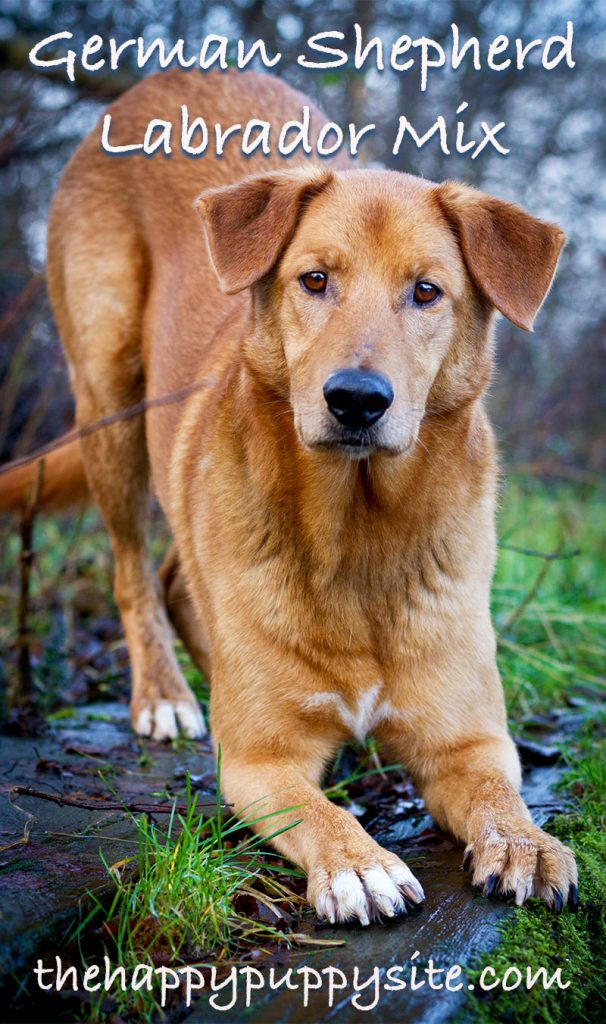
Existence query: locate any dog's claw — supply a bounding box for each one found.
[568,883,579,911]
[551,888,564,914]
[462,848,473,871]
[515,879,532,906]
[482,873,500,897]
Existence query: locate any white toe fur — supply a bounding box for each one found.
[363,866,405,917]
[332,870,371,926]
[312,858,425,927]
[175,701,207,738]
[133,700,205,741]
[134,706,153,737]
[152,701,178,741]
[316,889,337,925]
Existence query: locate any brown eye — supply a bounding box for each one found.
[413,281,441,305]
[300,271,327,294]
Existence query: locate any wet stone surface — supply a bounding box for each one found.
[0,703,581,1022]
[0,703,217,982]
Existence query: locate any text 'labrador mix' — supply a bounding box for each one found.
[0,69,577,923]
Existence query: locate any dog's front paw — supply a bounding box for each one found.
[132,697,206,741]
[464,819,578,912]
[308,851,425,926]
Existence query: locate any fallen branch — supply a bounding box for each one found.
[7,784,229,816]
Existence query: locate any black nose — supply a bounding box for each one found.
[323,369,394,429]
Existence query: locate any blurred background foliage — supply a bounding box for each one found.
[0,0,604,472]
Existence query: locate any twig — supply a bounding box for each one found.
[502,541,564,633]
[9,459,45,711]
[7,784,229,816]
[0,816,33,854]
[499,543,581,561]
[0,378,218,479]
[506,461,604,486]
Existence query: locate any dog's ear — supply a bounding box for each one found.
[195,168,333,295]
[435,182,566,331]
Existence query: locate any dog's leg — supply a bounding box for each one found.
[421,737,577,909]
[221,752,425,925]
[74,385,205,740]
[49,227,205,741]
[159,546,211,679]
[383,726,577,910]
[212,680,424,925]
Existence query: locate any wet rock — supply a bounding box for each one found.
[0,702,216,984]
[516,737,562,766]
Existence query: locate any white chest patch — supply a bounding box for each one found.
[302,684,398,742]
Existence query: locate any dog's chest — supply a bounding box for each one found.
[301,684,402,741]
[241,525,457,665]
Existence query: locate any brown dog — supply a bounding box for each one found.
[0,69,577,923]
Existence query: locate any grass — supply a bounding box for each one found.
[493,478,605,719]
[72,767,317,1022]
[66,749,395,1022]
[2,478,602,722]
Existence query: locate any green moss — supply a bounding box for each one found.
[45,705,76,721]
[461,721,606,1024]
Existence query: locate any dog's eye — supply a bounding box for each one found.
[413,281,441,305]
[300,271,327,294]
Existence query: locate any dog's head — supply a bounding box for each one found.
[196,168,564,458]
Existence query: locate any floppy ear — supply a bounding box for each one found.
[195,168,333,294]
[435,182,566,331]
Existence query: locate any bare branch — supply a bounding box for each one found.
[6,784,229,816]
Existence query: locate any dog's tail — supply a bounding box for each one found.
[0,436,90,514]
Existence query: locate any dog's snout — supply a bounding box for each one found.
[323,369,394,429]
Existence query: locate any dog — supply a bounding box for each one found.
[0,68,577,924]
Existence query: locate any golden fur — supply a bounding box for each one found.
[0,69,576,923]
